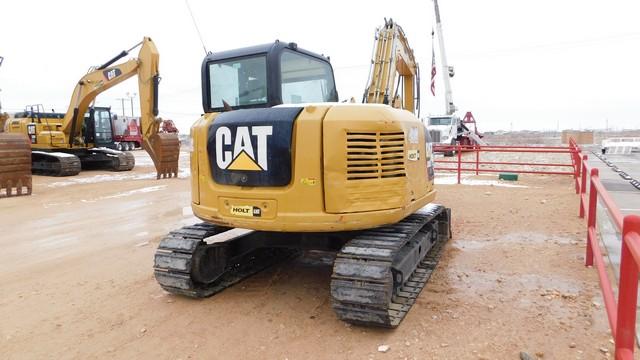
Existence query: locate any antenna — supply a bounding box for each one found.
[185,0,208,56]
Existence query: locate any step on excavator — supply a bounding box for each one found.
[154,20,452,328]
[0,37,180,186]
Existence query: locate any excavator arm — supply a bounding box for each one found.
[363,19,420,115]
[61,37,179,178]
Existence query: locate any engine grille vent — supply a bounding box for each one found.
[428,130,441,143]
[346,131,405,180]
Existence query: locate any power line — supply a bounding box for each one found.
[185,0,208,56]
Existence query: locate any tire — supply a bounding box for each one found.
[125,142,132,151]
[116,143,123,151]
[444,139,456,157]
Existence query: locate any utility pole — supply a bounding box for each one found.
[116,97,127,117]
[126,92,137,117]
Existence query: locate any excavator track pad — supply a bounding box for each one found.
[0,133,32,197]
[154,223,298,297]
[145,133,180,179]
[109,151,135,171]
[330,204,451,327]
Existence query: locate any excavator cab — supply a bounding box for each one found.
[201,40,338,111]
[83,107,115,148]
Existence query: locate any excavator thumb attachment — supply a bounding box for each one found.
[143,133,180,179]
[0,133,32,197]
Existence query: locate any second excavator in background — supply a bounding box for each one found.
[0,37,180,181]
[154,19,451,328]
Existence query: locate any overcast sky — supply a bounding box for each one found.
[1,0,639,132]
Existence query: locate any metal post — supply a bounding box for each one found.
[126,92,137,117]
[615,216,640,359]
[586,168,599,267]
[574,150,581,194]
[579,155,588,218]
[457,143,462,184]
[117,98,126,117]
[475,145,479,175]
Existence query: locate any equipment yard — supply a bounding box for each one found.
[2,1,639,358]
[1,151,614,359]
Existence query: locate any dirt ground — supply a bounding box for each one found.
[0,151,616,359]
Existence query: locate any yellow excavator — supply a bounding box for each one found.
[0,37,179,180]
[154,20,451,328]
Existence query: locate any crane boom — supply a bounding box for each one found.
[433,0,456,115]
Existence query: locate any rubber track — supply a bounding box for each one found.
[111,152,135,171]
[32,153,81,176]
[57,156,82,176]
[154,223,298,298]
[330,204,450,328]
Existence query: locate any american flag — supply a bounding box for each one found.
[431,30,436,96]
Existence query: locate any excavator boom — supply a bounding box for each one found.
[62,37,179,178]
[364,19,420,115]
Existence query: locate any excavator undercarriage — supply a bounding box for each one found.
[30,148,135,176]
[155,204,450,327]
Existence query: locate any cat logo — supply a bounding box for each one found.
[103,68,122,81]
[215,125,273,171]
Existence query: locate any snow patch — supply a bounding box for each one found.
[435,174,528,188]
[47,166,190,188]
[100,185,167,199]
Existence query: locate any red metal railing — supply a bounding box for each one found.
[433,142,580,185]
[574,138,640,359]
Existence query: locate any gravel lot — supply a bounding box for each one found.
[0,151,614,359]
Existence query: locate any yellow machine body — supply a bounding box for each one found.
[190,103,435,232]
[154,29,451,329]
[6,115,68,147]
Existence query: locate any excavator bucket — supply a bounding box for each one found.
[143,133,180,179]
[0,133,32,198]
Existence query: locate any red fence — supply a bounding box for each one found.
[434,138,640,358]
[433,142,580,185]
[573,138,640,360]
